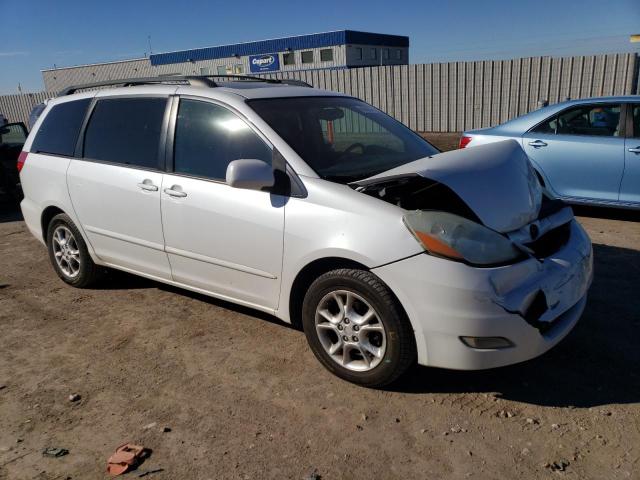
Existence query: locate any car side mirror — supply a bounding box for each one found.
[226,159,275,191]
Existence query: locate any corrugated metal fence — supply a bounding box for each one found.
[259,53,638,132]
[1,53,637,132]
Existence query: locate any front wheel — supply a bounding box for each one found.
[302,269,416,387]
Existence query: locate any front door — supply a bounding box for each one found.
[620,103,640,204]
[522,103,624,202]
[67,96,172,279]
[160,97,284,310]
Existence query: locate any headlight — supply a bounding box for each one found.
[403,210,525,266]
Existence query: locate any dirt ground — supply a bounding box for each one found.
[1,135,639,479]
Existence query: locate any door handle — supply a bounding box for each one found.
[137,180,158,192]
[528,140,548,148]
[163,186,187,198]
[628,147,640,154]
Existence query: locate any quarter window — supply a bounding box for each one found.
[320,48,333,62]
[531,116,558,134]
[31,99,91,156]
[83,97,167,169]
[301,51,314,64]
[173,99,271,181]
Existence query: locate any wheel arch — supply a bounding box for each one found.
[41,205,66,243]
[39,205,100,264]
[286,256,413,337]
[287,257,370,329]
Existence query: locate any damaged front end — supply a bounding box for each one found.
[355,140,593,335]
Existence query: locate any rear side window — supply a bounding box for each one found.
[31,99,91,156]
[173,99,271,181]
[532,104,621,137]
[83,97,167,169]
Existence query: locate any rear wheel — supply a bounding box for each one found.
[46,213,103,288]
[302,268,416,387]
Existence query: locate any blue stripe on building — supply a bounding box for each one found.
[150,30,409,66]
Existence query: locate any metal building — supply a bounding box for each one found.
[41,30,409,92]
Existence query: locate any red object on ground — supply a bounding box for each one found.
[107,443,147,476]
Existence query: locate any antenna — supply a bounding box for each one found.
[147,35,153,55]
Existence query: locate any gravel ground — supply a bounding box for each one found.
[1,135,639,479]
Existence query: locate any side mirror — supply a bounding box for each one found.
[226,159,275,191]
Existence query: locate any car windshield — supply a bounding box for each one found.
[248,96,439,183]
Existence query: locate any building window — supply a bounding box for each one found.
[355,47,363,60]
[282,52,295,65]
[382,48,389,60]
[320,48,333,62]
[301,51,314,64]
[234,64,244,74]
[200,67,211,75]
[217,65,227,75]
[395,49,402,60]
[370,48,377,60]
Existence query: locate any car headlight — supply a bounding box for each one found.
[403,210,525,266]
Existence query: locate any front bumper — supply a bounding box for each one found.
[372,219,593,370]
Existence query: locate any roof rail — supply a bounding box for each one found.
[57,74,311,96]
[197,74,312,88]
[57,76,213,96]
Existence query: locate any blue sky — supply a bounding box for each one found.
[0,0,639,94]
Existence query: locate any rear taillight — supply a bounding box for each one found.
[17,151,28,173]
[458,136,472,149]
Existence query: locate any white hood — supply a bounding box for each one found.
[360,140,542,233]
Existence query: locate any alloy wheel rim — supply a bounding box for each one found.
[52,226,81,278]
[315,289,386,372]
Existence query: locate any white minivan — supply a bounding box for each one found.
[19,76,593,387]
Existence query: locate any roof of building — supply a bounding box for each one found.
[149,30,409,66]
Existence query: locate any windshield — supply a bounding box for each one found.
[248,96,439,183]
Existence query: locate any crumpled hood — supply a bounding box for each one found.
[358,140,542,233]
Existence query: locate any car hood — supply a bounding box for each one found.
[355,140,542,233]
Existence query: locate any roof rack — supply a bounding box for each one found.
[57,74,311,96]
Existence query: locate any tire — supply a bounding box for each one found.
[46,213,103,288]
[302,268,416,388]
